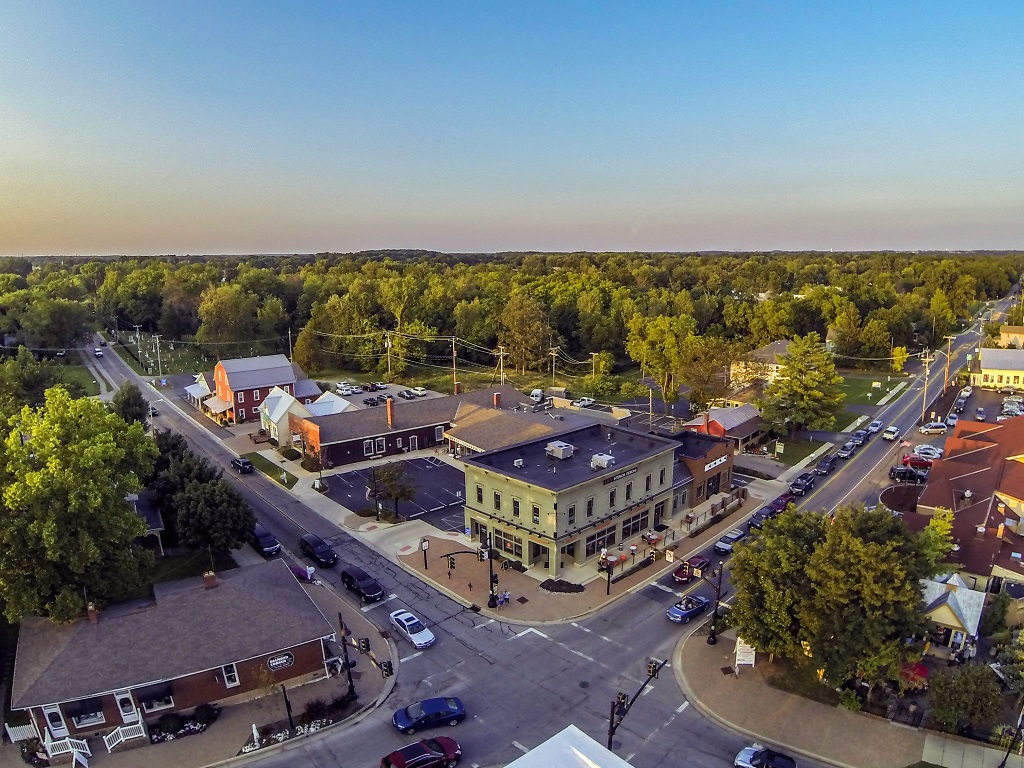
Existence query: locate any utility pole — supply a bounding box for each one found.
[452,338,457,391]
[549,347,558,386]
[482,535,498,609]
[498,346,505,385]
[943,335,956,392]
[921,353,933,424]
[288,327,293,360]
[385,331,392,377]
[153,335,162,377]
[336,613,357,701]
[591,352,598,379]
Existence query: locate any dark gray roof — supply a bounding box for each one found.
[133,491,163,533]
[293,378,322,399]
[12,560,333,709]
[311,385,531,445]
[463,423,677,492]
[219,355,301,392]
[445,404,596,453]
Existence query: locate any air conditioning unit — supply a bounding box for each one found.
[545,441,575,460]
[591,453,616,470]
[513,458,525,468]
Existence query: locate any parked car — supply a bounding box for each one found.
[788,472,816,496]
[919,422,948,435]
[231,457,255,474]
[814,454,838,475]
[767,493,797,513]
[377,393,394,403]
[850,429,869,446]
[93,348,103,357]
[961,385,973,397]
[976,407,987,421]
[946,413,959,427]
[713,528,746,555]
[340,564,385,603]
[882,426,900,441]
[672,555,711,583]
[889,466,928,484]
[373,382,388,390]
[748,507,781,531]
[390,609,436,648]
[836,441,857,459]
[902,454,934,469]
[99,339,107,346]
[867,420,884,434]
[912,445,944,460]
[392,697,466,735]
[363,397,380,406]
[411,387,428,397]
[571,397,596,408]
[397,390,416,400]
[734,744,797,768]
[380,737,462,768]
[666,594,711,624]
[250,522,281,557]
[998,385,1016,395]
[953,398,966,413]
[300,533,338,568]
[1005,395,1024,405]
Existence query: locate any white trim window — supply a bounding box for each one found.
[142,695,174,714]
[251,407,259,417]
[223,663,240,688]
[435,426,444,441]
[397,437,403,448]
[238,391,245,403]
[375,437,386,454]
[363,440,374,456]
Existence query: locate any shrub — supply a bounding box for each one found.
[157,712,184,735]
[193,703,219,725]
[301,456,321,473]
[839,689,862,711]
[980,590,1011,636]
[280,447,301,461]
[301,698,329,725]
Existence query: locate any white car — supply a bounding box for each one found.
[93,348,103,358]
[919,422,948,435]
[390,609,435,649]
[867,420,884,433]
[571,397,596,408]
[411,387,428,397]
[945,413,959,427]
[882,426,900,441]
[961,386,973,397]
[913,445,944,460]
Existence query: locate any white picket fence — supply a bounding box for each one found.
[4,722,38,742]
[102,722,146,752]
[45,734,91,758]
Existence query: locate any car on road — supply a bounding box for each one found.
[673,555,711,583]
[889,466,928,484]
[99,339,107,346]
[882,426,900,441]
[953,398,967,413]
[919,422,948,435]
[94,348,103,357]
[411,387,428,397]
[814,454,838,475]
[767,493,797,513]
[666,594,711,624]
[380,736,462,768]
[571,397,596,408]
[850,429,869,446]
[299,533,338,568]
[788,472,816,496]
[231,457,255,474]
[902,454,934,469]
[340,564,385,603]
[250,522,281,557]
[148,403,159,417]
[390,609,436,649]
[748,507,782,531]
[912,445,944,460]
[713,528,746,555]
[836,441,857,459]
[946,413,959,427]
[976,407,987,421]
[734,743,797,768]
[867,420,884,433]
[363,397,380,406]
[392,697,466,735]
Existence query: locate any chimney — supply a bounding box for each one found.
[975,525,986,540]
[386,397,394,427]
[203,570,218,590]
[493,392,501,409]
[87,602,98,623]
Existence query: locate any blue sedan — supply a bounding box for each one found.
[392,697,466,735]
[666,595,711,624]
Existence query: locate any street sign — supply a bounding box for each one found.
[734,637,756,676]
[775,441,784,454]
[665,550,675,563]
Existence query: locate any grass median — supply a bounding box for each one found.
[242,451,298,489]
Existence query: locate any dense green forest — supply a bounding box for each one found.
[0,251,1020,384]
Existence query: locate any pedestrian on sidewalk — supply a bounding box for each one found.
[503,589,511,606]
[496,592,505,609]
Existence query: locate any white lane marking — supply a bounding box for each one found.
[475,618,496,628]
[571,622,592,633]
[399,651,423,662]
[599,635,613,642]
[626,754,636,762]
[676,701,690,713]
[641,684,654,696]
[515,627,548,639]
[652,583,676,593]
[568,648,595,662]
[361,593,399,612]
[512,741,529,753]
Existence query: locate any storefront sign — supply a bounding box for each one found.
[268,653,295,671]
[602,466,638,485]
[704,455,728,473]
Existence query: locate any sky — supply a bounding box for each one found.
[1,1,1023,255]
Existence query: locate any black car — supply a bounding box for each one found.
[231,457,255,474]
[250,522,281,557]
[300,533,338,567]
[953,398,967,413]
[788,472,816,496]
[889,465,928,484]
[363,397,380,406]
[748,506,781,531]
[340,564,385,602]
[365,382,379,392]
[850,429,869,446]
[814,454,838,475]
[392,697,466,735]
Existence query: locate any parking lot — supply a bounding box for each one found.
[325,457,467,531]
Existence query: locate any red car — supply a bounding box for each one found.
[672,555,711,583]
[902,454,934,469]
[381,737,462,768]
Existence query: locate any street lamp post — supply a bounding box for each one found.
[706,561,726,646]
[485,535,498,609]
[336,614,357,701]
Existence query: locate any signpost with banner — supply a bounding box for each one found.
[734,637,757,676]
[775,441,784,457]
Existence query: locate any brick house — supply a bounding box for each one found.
[683,404,764,454]
[12,561,335,753]
[201,355,319,424]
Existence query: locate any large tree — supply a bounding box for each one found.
[928,665,1003,732]
[624,314,694,407]
[0,347,85,418]
[110,381,150,428]
[675,334,737,417]
[760,332,845,434]
[499,292,552,374]
[0,388,157,622]
[175,478,255,553]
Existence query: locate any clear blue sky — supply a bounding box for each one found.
[2,1,1022,255]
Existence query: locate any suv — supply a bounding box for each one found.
[748,506,782,531]
[953,398,967,413]
[231,457,255,474]
[889,466,928,484]
[340,564,385,603]
[919,422,948,435]
[837,441,857,459]
[380,737,462,768]
[788,472,816,496]
[850,429,869,446]
[300,533,338,568]
[882,426,900,441]
[814,454,838,475]
[250,523,281,557]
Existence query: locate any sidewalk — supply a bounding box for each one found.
[674,627,1024,768]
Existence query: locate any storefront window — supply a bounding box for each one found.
[494,529,522,557]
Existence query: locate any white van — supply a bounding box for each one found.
[530,389,545,403]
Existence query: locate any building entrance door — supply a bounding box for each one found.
[707,471,721,497]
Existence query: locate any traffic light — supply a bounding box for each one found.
[380,660,394,678]
[490,573,499,586]
[649,550,657,564]
[357,637,370,654]
[647,660,660,679]
[478,547,488,562]
[616,692,628,706]
[447,555,456,570]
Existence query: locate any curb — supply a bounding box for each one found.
[670,631,857,768]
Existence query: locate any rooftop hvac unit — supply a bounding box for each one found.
[545,441,575,460]
[591,453,616,470]
[513,458,525,468]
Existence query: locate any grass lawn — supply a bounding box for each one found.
[765,658,841,707]
[104,331,223,376]
[837,408,866,431]
[771,437,823,466]
[58,363,101,396]
[838,374,904,406]
[243,451,298,489]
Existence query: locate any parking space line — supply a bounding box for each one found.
[676,701,690,713]
[512,741,529,754]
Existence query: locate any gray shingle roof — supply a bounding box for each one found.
[12,560,333,709]
[685,404,761,433]
[980,348,1024,370]
[746,340,791,364]
[219,355,303,392]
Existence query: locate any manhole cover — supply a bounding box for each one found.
[579,681,590,689]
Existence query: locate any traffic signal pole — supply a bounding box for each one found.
[607,659,668,749]
[337,613,357,701]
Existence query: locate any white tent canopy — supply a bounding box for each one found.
[504,725,635,768]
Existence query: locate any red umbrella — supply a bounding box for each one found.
[900,662,929,686]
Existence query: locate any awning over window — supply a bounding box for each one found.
[64,697,103,719]
[184,383,212,399]
[133,682,173,707]
[203,396,231,414]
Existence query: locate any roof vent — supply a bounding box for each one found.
[513,458,525,468]
[546,441,575,460]
[963,489,973,501]
[591,453,616,470]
